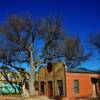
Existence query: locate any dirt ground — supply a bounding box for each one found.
[0,95,53,100]
[0,95,100,100]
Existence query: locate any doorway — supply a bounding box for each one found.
[40,81,44,95]
[48,81,53,97]
[57,80,63,96]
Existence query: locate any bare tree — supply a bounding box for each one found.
[43,18,89,69]
[63,36,90,69]
[0,15,44,96]
[42,17,65,62]
[90,33,100,53]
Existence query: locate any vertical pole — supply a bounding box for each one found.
[53,63,55,97]
[92,83,96,97]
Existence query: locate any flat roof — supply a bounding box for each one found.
[67,68,100,74]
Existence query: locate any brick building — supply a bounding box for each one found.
[36,62,100,100]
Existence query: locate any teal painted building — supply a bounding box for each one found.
[0,81,20,94]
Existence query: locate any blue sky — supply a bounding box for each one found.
[0,0,100,70]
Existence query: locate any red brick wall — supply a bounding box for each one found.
[65,72,100,99]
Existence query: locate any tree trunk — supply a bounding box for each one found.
[28,50,35,96]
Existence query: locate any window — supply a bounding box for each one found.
[74,80,79,94]
[47,63,53,73]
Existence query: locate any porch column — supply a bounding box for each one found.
[92,83,96,97]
